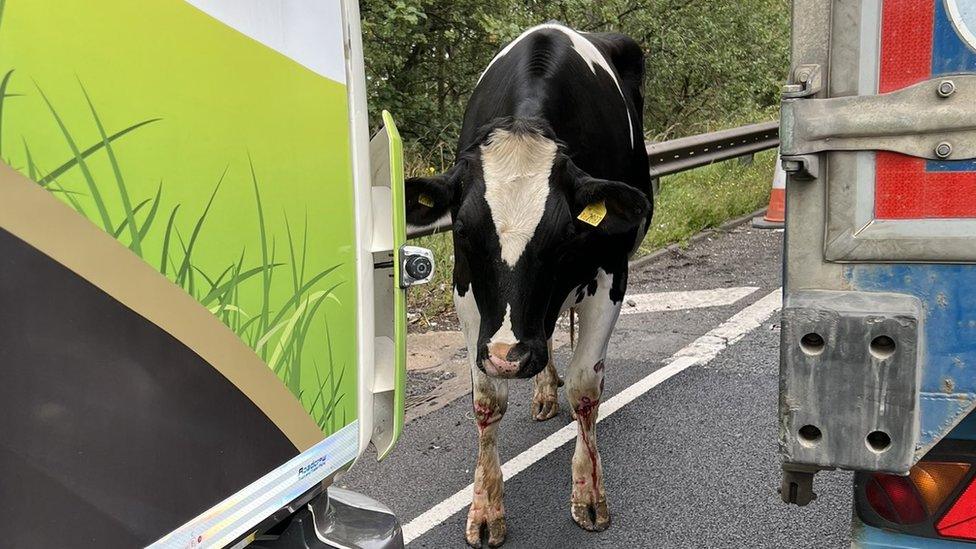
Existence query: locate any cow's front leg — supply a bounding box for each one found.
[568,363,609,532]
[467,371,509,547]
[531,339,561,421]
[566,270,620,532]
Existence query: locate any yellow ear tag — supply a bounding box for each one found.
[418,193,435,208]
[577,201,607,227]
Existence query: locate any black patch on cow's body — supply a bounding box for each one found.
[430,26,653,376]
[609,270,627,304]
[453,242,472,298]
[525,32,563,80]
[586,279,598,297]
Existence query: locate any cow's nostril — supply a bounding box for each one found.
[488,342,516,361]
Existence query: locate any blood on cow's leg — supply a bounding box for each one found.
[455,287,510,547]
[565,269,620,532]
[467,370,509,547]
[567,363,609,532]
[531,339,561,421]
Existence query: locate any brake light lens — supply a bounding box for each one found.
[866,473,927,524]
[937,469,976,540]
[864,462,971,527]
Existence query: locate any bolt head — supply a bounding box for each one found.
[938,80,956,98]
[782,160,801,172]
[936,141,953,159]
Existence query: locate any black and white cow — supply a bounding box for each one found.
[405,23,652,547]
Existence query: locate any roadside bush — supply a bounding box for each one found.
[362,1,790,322]
[361,0,790,161]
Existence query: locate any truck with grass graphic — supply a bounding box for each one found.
[0,1,420,547]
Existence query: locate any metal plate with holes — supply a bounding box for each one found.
[780,290,923,473]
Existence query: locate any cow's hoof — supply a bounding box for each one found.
[571,500,611,532]
[531,398,559,421]
[466,514,506,547]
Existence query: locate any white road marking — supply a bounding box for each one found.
[620,286,759,315]
[401,288,783,544]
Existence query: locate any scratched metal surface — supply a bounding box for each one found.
[847,265,976,455]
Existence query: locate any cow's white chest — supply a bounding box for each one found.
[481,130,557,267]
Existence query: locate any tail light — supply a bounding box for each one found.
[916,463,971,514]
[937,470,976,540]
[864,472,928,524]
[857,450,976,542]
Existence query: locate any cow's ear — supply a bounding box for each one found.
[570,169,650,235]
[405,164,462,226]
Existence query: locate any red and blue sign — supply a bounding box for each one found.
[876,0,976,219]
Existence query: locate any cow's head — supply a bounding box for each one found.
[405,118,649,379]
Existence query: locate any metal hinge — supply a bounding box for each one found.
[780,67,976,180]
[781,64,823,99]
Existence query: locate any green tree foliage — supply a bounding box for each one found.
[361,0,789,159]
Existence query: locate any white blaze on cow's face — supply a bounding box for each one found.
[484,305,520,377]
[480,128,558,267]
[487,305,517,348]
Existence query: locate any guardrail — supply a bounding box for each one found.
[408,119,780,239]
[645,120,779,178]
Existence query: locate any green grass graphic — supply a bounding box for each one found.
[0,68,348,431]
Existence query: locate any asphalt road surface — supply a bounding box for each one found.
[341,224,854,548]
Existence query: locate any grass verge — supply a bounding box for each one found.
[637,149,775,255]
[406,150,775,324]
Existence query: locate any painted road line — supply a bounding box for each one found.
[620,286,759,315]
[401,288,783,544]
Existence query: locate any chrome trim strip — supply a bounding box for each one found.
[148,421,359,549]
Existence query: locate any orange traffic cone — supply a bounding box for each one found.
[753,152,786,229]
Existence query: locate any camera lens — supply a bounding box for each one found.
[405,255,432,279]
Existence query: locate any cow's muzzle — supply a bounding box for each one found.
[483,341,547,379]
